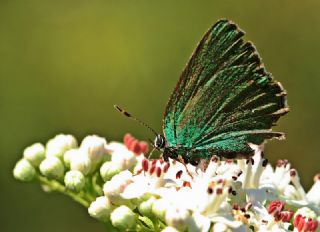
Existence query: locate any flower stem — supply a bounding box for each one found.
[37,175,90,208]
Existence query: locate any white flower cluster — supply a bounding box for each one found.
[13,133,320,232]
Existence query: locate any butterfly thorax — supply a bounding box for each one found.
[154,134,201,165]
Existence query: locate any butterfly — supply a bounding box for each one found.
[115,19,288,165]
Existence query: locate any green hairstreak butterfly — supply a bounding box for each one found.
[115,19,288,165]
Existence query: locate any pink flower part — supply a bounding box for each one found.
[294,214,319,232]
[268,200,285,221]
[140,158,170,178]
[123,133,149,155]
[278,210,293,222]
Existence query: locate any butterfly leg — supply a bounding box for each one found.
[147,147,156,159]
[177,155,194,179]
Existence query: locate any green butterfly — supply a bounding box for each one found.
[116,19,288,165]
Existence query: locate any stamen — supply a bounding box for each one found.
[207,187,213,194]
[149,166,156,175]
[142,159,149,172]
[183,181,191,188]
[216,188,223,195]
[163,162,170,173]
[262,159,268,167]
[156,167,162,177]
[176,170,183,179]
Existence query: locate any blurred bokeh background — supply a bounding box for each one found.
[1,1,320,231]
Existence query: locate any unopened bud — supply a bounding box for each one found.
[110,205,136,230]
[165,206,190,231]
[152,198,171,222]
[63,149,79,168]
[64,170,85,192]
[88,196,115,222]
[13,159,36,182]
[100,161,122,182]
[39,157,65,179]
[23,143,45,167]
[46,134,77,159]
[80,135,107,163]
[138,197,156,218]
[70,152,92,175]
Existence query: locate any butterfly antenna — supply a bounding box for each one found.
[114,105,158,136]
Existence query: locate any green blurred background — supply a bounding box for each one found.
[1,1,320,231]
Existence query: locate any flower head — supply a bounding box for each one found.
[13,133,320,232]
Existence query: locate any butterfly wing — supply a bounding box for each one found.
[163,19,288,159]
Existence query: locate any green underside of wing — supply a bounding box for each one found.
[163,19,288,158]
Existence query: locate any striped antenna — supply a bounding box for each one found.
[114,105,158,136]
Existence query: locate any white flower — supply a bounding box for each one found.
[64,170,85,192]
[88,196,115,222]
[46,134,77,159]
[306,174,320,206]
[109,142,137,171]
[80,135,107,163]
[152,198,171,222]
[39,156,65,179]
[23,143,45,167]
[63,149,79,168]
[165,206,191,231]
[103,170,133,205]
[70,151,92,175]
[122,159,171,199]
[100,161,122,182]
[138,196,156,218]
[13,133,320,232]
[13,159,36,181]
[187,212,211,232]
[110,205,136,230]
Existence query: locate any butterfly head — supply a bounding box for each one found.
[154,134,166,150]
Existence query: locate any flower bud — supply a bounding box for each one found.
[112,148,137,171]
[152,198,171,222]
[110,205,136,230]
[23,143,45,167]
[70,152,92,175]
[138,197,156,218]
[165,206,190,231]
[64,170,85,192]
[13,159,36,181]
[63,149,79,168]
[100,161,122,182]
[80,135,107,163]
[103,170,133,205]
[39,156,65,179]
[46,134,77,159]
[88,196,115,222]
